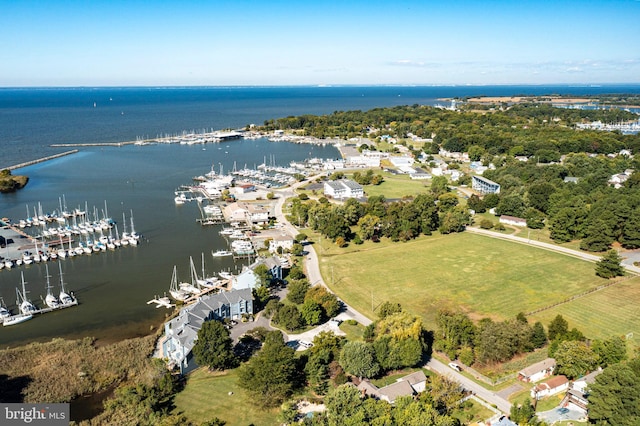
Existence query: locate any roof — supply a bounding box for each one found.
[472,175,500,185]
[378,380,415,403]
[575,368,603,385]
[520,358,556,377]
[400,370,427,386]
[357,379,380,398]
[325,181,345,191]
[535,375,569,392]
[341,180,363,190]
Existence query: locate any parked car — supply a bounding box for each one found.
[299,340,313,349]
[448,362,462,372]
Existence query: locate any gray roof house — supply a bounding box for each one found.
[518,358,556,383]
[357,370,428,404]
[162,288,254,374]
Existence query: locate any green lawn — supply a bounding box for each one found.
[528,275,640,342]
[319,232,612,332]
[359,172,430,199]
[172,368,280,426]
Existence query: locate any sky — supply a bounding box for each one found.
[1,0,639,87]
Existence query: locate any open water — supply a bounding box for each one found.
[1,85,639,347]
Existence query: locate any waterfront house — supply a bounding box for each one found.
[531,375,569,400]
[269,234,295,253]
[518,358,556,383]
[231,256,283,290]
[162,288,254,373]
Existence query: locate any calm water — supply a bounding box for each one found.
[2,85,640,347]
[0,140,339,347]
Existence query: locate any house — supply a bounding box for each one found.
[268,234,295,253]
[323,179,364,200]
[389,155,415,169]
[499,215,527,227]
[409,168,431,180]
[472,175,501,194]
[559,368,603,415]
[162,288,254,373]
[356,370,427,404]
[531,375,569,400]
[231,256,283,290]
[518,358,556,383]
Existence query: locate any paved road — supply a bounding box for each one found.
[426,358,512,414]
[466,226,640,274]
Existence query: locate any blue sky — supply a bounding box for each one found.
[1,0,639,86]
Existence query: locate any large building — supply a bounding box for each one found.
[161,288,254,373]
[472,175,501,194]
[323,179,364,200]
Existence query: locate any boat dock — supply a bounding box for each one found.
[2,297,78,326]
[5,150,79,171]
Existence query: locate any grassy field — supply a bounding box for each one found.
[357,172,429,199]
[318,232,616,333]
[528,275,640,342]
[172,368,280,426]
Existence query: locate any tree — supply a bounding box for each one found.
[192,320,236,371]
[305,286,341,318]
[554,340,599,379]
[466,194,486,213]
[439,205,471,234]
[595,249,625,278]
[430,175,449,196]
[495,195,526,217]
[237,331,299,408]
[274,304,304,331]
[547,314,569,341]
[531,322,547,348]
[592,336,627,368]
[286,278,310,304]
[588,357,640,425]
[300,299,323,326]
[358,214,380,241]
[377,301,402,319]
[339,341,380,378]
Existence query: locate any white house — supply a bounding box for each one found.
[389,155,415,168]
[560,369,603,415]
[531,375,569,400]
[323,179,364,200]
[518,358,556,383]
[499,215,527,227]
[231,256,284,291]
[269,234,295,253]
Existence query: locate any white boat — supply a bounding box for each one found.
[43,265,61,309]
[169,266,189,301]
[3,313,33,326]
[219,227,235,235]
[212,250,232,257]
[228,230,246,239]
[197,252,219,287]
[146,294,174,309]
[58,263,74,305]
[218,271,233,280]
[0,297,11,323]
[17,272,37,315]
[180,258,202,295]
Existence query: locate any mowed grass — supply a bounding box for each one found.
[320,232,611,330]
[528,275,640,342]
[172,368,280,426]
[359,172,429,199]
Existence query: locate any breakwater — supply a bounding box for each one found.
[6,150,79,171]
[51,142,135,148]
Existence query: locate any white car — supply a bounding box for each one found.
[448,362,462,372]
[329,318,342,326]
[299,340,313,349]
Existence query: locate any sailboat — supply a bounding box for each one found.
[169,266,189,301]
[43,265,61,309]
[120,213,130,246]
[128,210,140,245]
[197,252,220,287]
[17,272,37,316]
[179,257,201,295]
[0,297,11,323]
[58,263,75,306]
